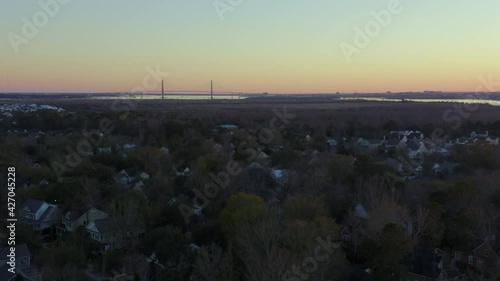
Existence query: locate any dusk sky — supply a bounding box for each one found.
[1,0,500,93]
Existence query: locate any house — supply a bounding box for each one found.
[160,146,169,155]
[97,146,112,154]
[455,137,469,145]
[123,143,137,150]
[87,216,145,251]
[390,130,407,139]
[415,165,424,177]
[19,199,60,239]
[327,138,338,147]
[39,179,49,186]
[390,130,423,140]
[384,158,403,173]
[0,244,31,270]
[167,197,177,207]
[86,217,116,250]
[114,168,140,185]
[354,203,369,219]
[407,132,424,141]
[131,181,148,199]
[431,161,459,177]
[140,172,150,180]
[433,147,449,157]
[246,162,264,170]
[114,170,133,185]
[59,207,108,235]
[217,124,238,131]
[193,205,203,216]
[355,138,384,150]
[146,252,165,270]
[471,130,488,139]
[366,139,385,150]
[270,169,289,186]
[407,141,421,159]
[176,167,191,177]
[255,151,270,161]
[384,138,401,150]
[455,242,500,271]
[443,140,455,149]
[403,249,465,281]
[486,136,499,146]
[340,227,352,242]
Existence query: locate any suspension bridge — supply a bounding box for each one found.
[126,80,261,100]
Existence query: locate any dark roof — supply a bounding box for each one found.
[19,203,59,226]
[21,199,44,213]
[385,139,400,146]
[409,250,441,279]
[0,243,30,258]
[366,139,383,145]
[123,168,140,177]
[218,124,238,129]
[246,162,264,170]
[351,137,361,143]
[473,130,488,135]
[38,206,55,222]
[407,133,422,139]
[65,207,90,221]
[0,263,16,281]
[93,218,113,234]
[407,141,419,151]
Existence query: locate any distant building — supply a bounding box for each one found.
[217,124,238,130]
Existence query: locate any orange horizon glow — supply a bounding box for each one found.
[2,1,500,94]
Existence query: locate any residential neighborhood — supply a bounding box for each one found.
[0,100,500,281]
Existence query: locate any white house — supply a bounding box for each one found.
[114,168,140,185]
[60,207,109,234]
[123,143,137,150]
[140,172,150,180]
[160,146,170,155]
[471,130,488,139]
[97,146,112,154]
[327,138,338,147]
[271,169,289,186]
[86,217,116,250]
[486,136,499,146]
[19,199,60,233]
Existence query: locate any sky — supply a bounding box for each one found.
[1,0,500,94]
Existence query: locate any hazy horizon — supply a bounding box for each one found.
[2,0,500,93]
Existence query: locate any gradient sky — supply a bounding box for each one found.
[1,0,500,93]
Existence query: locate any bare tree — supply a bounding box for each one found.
[106,195,145,250]
[192,243,235,281]
[236,214,289,281]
